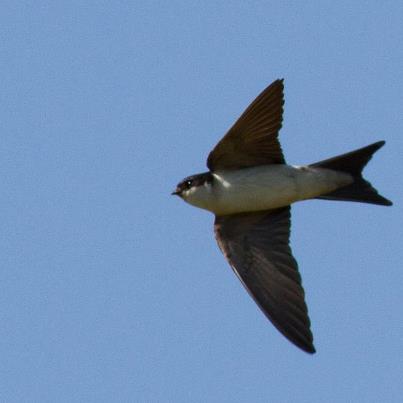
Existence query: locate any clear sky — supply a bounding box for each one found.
[1,2,402,402]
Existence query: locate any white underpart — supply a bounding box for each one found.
[182,165,353,215]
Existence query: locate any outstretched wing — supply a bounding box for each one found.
[207,79,286,171]
[214,207,315,353]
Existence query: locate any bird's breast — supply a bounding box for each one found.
[189,165,352,215]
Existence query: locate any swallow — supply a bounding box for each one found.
[172,79,392,353]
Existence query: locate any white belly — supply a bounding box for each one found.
[184,165,353,215]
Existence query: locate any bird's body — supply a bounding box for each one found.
[173,79,392,353]
[183,165,352,215]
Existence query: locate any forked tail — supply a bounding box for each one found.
[310,141,392,206]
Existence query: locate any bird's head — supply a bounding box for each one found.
[172,172,213,203]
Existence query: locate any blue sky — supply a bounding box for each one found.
[1,2,402,402]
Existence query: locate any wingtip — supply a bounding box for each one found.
[296,340,316,354]
[271,78,284,87]
[306,345,316,354]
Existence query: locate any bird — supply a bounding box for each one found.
[172,79,392,354]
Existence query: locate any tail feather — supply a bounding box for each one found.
[310,141,392,206]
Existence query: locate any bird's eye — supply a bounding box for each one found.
[185,180,193,189]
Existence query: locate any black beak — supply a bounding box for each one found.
[171,189,181,196]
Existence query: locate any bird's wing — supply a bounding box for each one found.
[214,207,315,353]
[207,79,286,171]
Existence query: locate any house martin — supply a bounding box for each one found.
[172,79,392,353]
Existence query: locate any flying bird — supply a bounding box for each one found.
[172,79,392,353]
